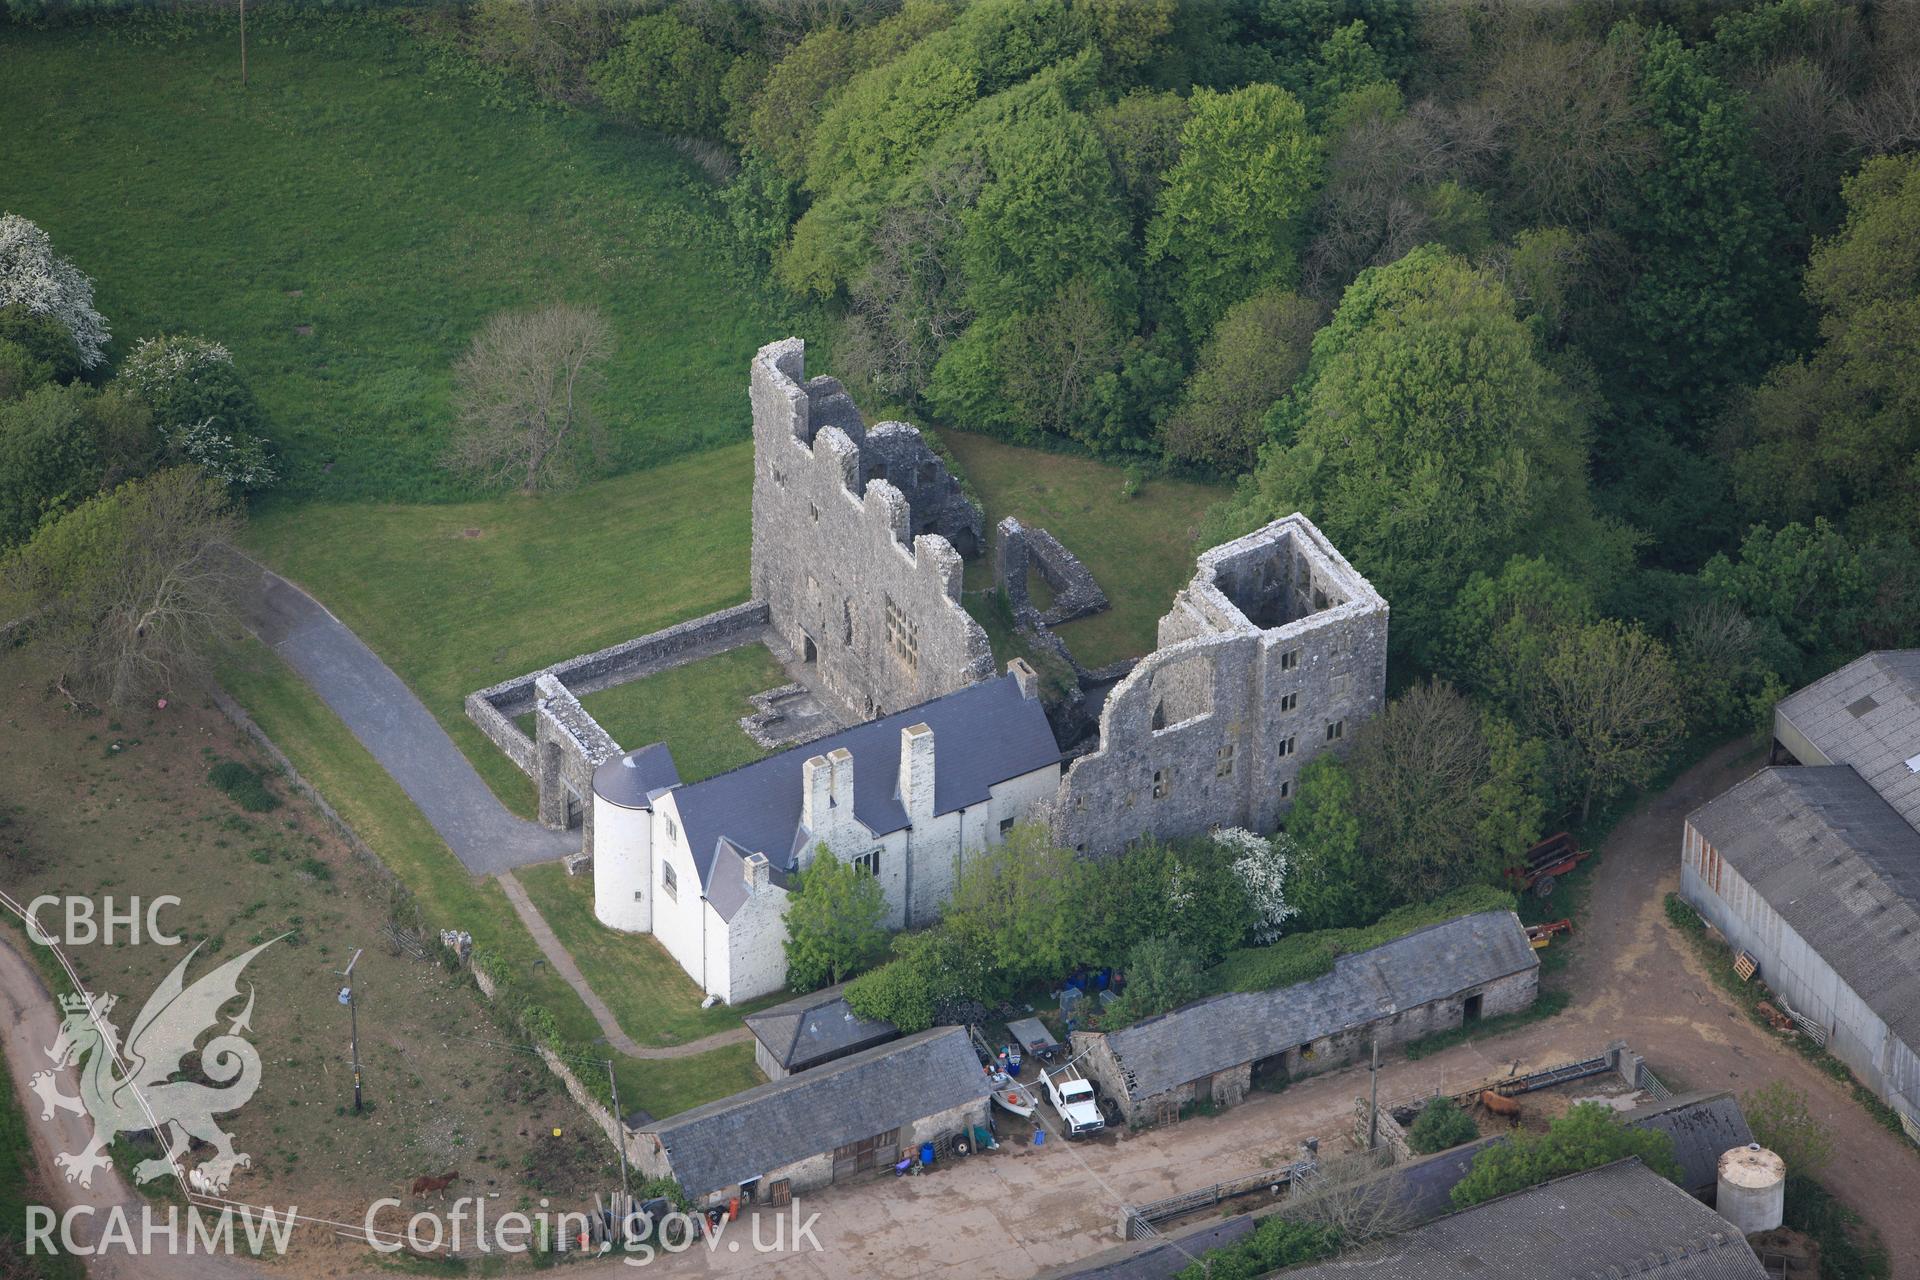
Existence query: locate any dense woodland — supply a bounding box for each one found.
[5,0,1920,1000]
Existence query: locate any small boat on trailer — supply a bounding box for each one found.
[988,1069,1037,1118]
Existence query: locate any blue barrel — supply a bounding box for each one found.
[920,1142,936,1167]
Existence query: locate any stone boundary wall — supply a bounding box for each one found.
[470,963,639,1164]
[465,600,772,781]
[1351,1095,1415,1162]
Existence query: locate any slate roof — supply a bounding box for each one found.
[1094,912,1537,1101]
[592,742,682,809]
[1278,1159,1767,1280]
[1623,1091,1755,1196]
[743,982,899,1072]
[667,673,1059,897]
[638,1026,988,1198]
[1777,650,1920,829]
[1688,766,1920,1050]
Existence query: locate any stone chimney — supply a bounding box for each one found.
[827,747,855,814]
[743,851,770,890]
[801,754,832,832]
[1008,657,1040,701]
[899,723,935,825]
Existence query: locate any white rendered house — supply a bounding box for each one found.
[592,666,1061,1004]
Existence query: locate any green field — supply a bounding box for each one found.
[243,444,759,818]
[0,9,816,502]
[576,643,785,782]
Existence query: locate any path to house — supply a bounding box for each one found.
[231,555,573,875]
[496,871,752,1060]
[556,739,1920,1280]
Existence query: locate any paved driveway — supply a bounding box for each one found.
[234,558,573,874]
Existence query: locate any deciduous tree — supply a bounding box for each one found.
[1162,286,1318,471]
[1451,1103,1683,1208]
[443,304,613,494]
[782,846,889,991]
[1528,619,1684,821]
[0,214,109,369]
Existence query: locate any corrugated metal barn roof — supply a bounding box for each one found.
[1778,650,1920,830]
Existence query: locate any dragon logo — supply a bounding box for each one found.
[28,938,281,1193]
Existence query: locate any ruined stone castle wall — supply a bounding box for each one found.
[1053,515,1388,855]
[749,339,993,721]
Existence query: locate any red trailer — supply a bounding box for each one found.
[1506,832,1589,898]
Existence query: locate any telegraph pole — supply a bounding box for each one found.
[239,0,247,87]
[337,949,364,1114]
[607,1060,631,1212]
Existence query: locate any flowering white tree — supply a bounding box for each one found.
[0,213,110,368]
[121,335,276,489]
[1216,827,1298,944]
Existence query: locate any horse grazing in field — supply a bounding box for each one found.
[410,1170,461,1199]
[1478,1090,1522,1122]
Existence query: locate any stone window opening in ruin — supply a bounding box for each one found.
[1278,735,1297,758]
[1216,743,1235,777]
[809,501,819,522]
[803,635,818,666]
[1279,691,1298,712]
[1332,672,1353,697]
[883,594,919,673]
[854,849,880,877]
[842,600,853,647]
[1327,719,1345,742]
[1279,780,1292,800]
[1280,648,1301,672]
[999,817,1015,838]
[661,862,678,901]
[1152,769,1171,800]
[1151,700,1166,730]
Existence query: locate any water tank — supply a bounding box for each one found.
[1716,1143,1786,1234]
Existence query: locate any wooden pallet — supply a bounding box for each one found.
[1733,951,1759,982]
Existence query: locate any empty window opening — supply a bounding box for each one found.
[1216,743,1235,777]
[1279,779,1292,800]
[883,594,919,672]
[1280,648,1301,672]
[1279,691,1298,712]
[802,635,818,666]
[1278,736,1297,759]
[1327,719,1344,742]
[1152,769,1171,799]
[998,817,1015,838]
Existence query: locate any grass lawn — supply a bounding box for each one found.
[216,637,759,1119]
[518,864,786,1048]
[242,443,759,819]
[574,643,785,783]
[0,9,819,502]
[941,431,1227,668]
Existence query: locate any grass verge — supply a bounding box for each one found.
[1783,1174,1890,1280]
[1664,893,1914,1151]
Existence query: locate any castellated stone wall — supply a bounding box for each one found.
[750,338,993,721]
[1052,514,1388,855]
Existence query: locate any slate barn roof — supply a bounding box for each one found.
[1622,1091,1755,1197]
[1277,1159,1766,1280]
[637,1026,988,1199]
[1093,911,1537,1101]
[668,673,1059,900]
[1777,650,1920,829]
[1688,765,1920,1051]
[743,982,899,1073]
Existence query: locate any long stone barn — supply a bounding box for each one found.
[630,1026,989,1207]
[1071,911,1539,1128]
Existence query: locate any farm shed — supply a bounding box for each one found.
[1621,1091,1755,1202]
[1772,650,1920,827]
[1682,764,1920,1134]
[742,982,899,1080]
[629,1026,988,1206]
[1072,911,1538,1127]
[1276,1159,1766,1279]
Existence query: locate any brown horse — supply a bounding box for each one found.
[410,1170,460,1200]
[1479,1090,1521,1121]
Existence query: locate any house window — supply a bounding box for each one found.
[809,501,820,522]
[1216,743,1235,777]
[1280,648,1301,672]
[661,862,677,901]
[1279,691,1298,713]
[633,890,643,902]
[1279,780,1291,800]
[883,594,918,672]
[853,849,880,877]
[1152,769,1170,799]
[999,817,1015,838]
[1326,719,1344,742]
[1277,735,1296,759]
[665,815,677,842]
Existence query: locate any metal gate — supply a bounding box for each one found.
[831,1127,899,1181]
